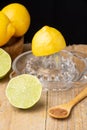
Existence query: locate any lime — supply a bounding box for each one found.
[6,74,42,109]
[0,48,11,79]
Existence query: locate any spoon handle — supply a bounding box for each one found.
[69,85,87,107]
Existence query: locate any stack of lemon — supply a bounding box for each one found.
[0,3,31,59]
[0,3,31,46]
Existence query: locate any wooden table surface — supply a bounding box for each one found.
[0,44,87,130]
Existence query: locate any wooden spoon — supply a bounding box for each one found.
[48,86,87,119]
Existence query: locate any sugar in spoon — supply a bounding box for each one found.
[48,85,87,119]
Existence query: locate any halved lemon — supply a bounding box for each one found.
[32,26,66,56]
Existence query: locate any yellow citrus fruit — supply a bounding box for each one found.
[32,26,66,56]
[6,74,42,109]
[2,3,31,37]
[0,11,15,47]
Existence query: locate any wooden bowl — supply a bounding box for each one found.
[2,36,24,60]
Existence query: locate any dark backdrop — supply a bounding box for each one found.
[0,0,87,45]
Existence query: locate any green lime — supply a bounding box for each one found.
[0,48,11,79]
[6,74,42,109]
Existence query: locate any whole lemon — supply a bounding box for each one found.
[32,26,66,56]
[2,3,31,37]
[0,11,15,47]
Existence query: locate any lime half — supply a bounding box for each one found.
[0,48,11,79]
[6,74,42,109]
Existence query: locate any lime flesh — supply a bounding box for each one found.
[0,48,11,79]
[6,74,42,109]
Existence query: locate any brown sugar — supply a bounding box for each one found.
[50,108,68,117]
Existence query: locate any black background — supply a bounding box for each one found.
[0,0,87,45]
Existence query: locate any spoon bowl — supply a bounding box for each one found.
[48,103,72,119]
[48,85,87,119]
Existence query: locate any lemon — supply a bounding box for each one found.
[0,11,15,47]
[6,74,42,109]
[32,26,66,56]
[2,3,31,37]
[0,48,11,79]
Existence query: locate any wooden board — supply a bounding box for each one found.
[0,44,87,130]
